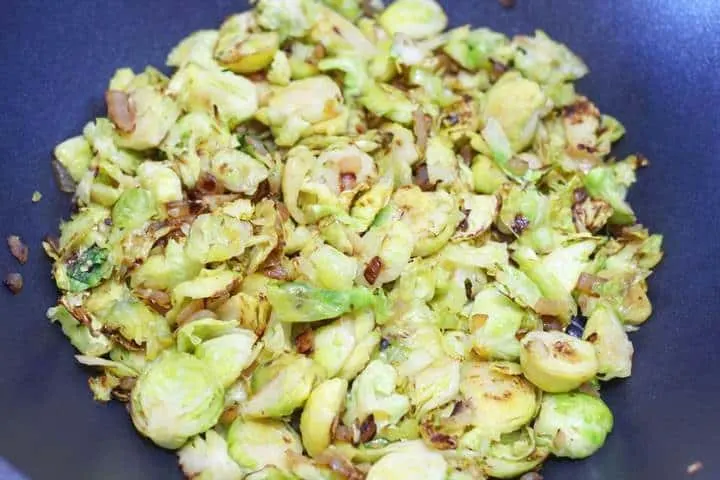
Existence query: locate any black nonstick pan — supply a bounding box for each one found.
[0,0,718,478]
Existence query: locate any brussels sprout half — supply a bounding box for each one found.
[185,214,254,264]
[343,360,410,432]
[408,359,461,418]
[311,312,377,378]
[379,0,448,40]
[584,164,636,225]
[167,63,258,128]
[137,162,183,203]
[108,68,181,151]
[256,76,347,146]
[444,26,513,72]
[167,30,219,70]
[195,330,259,388]
[130,351,224,449]
[392,186,463,257]
[484,73,550,153]
[470,285,526,361]
[178,429,245,480]
[534,392,613,459]
[513,30,589,85]
[460,361,539,437]
[520,331,598,393]
[256,0,320,40]
[482,428,549,479]
[112,188,156,230]
[243,354,318,418]
[300,378,348,457]
[215,15,280,74]
[583,303,634,380]
[54,136,93,183]
[227,418,303,472]
[366,441,447,480]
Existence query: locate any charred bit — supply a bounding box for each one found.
[7,235,29,264]
[511,214,530,235]
[363,256,383,285]
[295,329,314,354]
[4,273,23,294]
[412,163,437,192]
[356,414,377,444]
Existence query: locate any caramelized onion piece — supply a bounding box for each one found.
[105,90,136,133]
[7,235,28,264]
[295,329,314,354]
[339,173,357,192]
[413,108,431,154]
[363,256,383,285]
[356,414,377,444]
[333,424,354,444]
[412,163,436,192]
[135,288,172,314]
[175,299,206,326]
[316,451,365,480]
[576,272,607,295]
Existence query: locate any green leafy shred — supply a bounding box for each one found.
[64,245,112,292]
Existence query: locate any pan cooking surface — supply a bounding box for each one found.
[0,0,718,478]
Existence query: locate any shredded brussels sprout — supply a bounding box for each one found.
[47,0,663,477]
